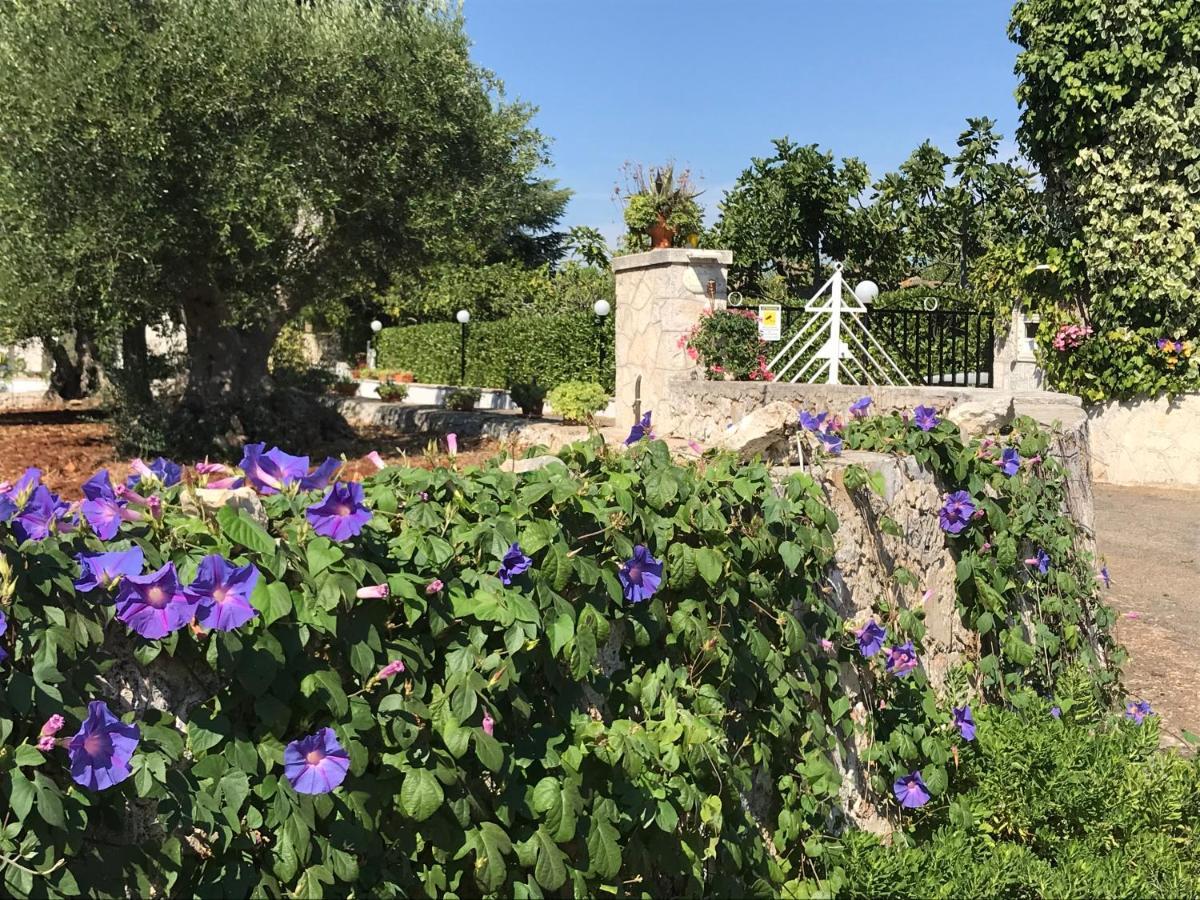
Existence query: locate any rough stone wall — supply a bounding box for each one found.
[611,249,731,433]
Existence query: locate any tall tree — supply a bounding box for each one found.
[715,140,869,295]
[0,0,565,445]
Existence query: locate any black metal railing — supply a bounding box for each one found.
[763,303,994,388]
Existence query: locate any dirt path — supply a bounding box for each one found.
[1095,484,1200,745]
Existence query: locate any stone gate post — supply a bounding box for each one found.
[611,248,732,432]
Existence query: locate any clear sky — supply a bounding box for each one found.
[462,0,1024,244]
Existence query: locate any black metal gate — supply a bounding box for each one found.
[765,301,994,388]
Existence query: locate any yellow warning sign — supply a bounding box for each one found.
[758,304,782,341]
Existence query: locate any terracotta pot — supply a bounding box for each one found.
[647,212,675,249]
[397,372,415,384]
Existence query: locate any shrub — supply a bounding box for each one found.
[546,380,608,423]
[375,312,614,392]
[376,383,408,402]
[442,386,480,411]
[508,379,547,417]
[681,308,772,380]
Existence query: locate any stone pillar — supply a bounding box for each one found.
[611,248,732,432]
[993,303,1046,392]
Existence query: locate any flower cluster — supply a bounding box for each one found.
[798,409,844,455]
[1051,323,1092,352]
[1154,336,1194,368]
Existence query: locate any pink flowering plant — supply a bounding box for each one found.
[680,307,774,380]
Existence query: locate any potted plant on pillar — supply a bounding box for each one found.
[620,163,703,250]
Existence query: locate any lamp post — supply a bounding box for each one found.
[455,309,470,385]
[593,299,611,379]
[367,318,383,369]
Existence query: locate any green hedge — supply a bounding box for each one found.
[376,312,615,391]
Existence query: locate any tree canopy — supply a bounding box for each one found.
[0,0,565,445]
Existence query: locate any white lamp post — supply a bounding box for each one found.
[592,299,611,372]
[853,280,879,305]
[455,310,470,384]
[367,318,383,369]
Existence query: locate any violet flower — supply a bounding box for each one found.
[1000,448,1021,477]
[799,410,828,432]
[818,431,843,456]
[68,701,140,791]
[856,619,887,657]
[618,545,663,603]
[0,609,7,662]
[426,579,444,595]
[952,705,976,741]
[306,482,372,542]
[283,727,350,794]
[75,547,145,593]
[1100,566,1111,588]
[885,641,919,677]
[893,771,931,809]
[1124,699,1153,725]
[913,405,939,432]
[185,555,260,632]
[377,660,405,680]
[849,396,872,418]
[13,485,71,542]
[240,444,341,495]
[1024,548,1050,575]
[115,562,197,639]
[81,470,139,540]
[625,411,654,445]
[939,491,976,534]
[126,457,181,490]
[497,542,532,586]
[1050,706,1062,719]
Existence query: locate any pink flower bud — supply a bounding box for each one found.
[482,711,495,736]
[426,579,444,595]
[356,584,389,599]
[36,735,55,752]
[819,639,834,652]
[366,451,386,471]
[146,495,162,519]
[377,659,406,679]
[40,714,64,737]
[194,461,230,475]
[205,476,240,490]
[446,433,458,456]
[131,458,155,480]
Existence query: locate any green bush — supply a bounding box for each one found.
[376,383,408,402]
[831,694,1200,898]
[376,312,614,392]
[442,386,479,411]
[545,381,608,423]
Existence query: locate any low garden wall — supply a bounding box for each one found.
[1086,392,1200,487]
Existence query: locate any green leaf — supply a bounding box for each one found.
[471,822,512,893]
[531,777,579,842]
[8,770,34,822]
[306,537,344,577]
[399,768,443,822]
[33,773,64,827]
[695,548,722,586]
[585,815,621,879]
[188,706,230,755]
[474,730,504,772]
[531,826,568,890]
[546,610,574,657]
[254,581,293,625]
[12,744,44,767]
[217,506,276,557]
[778,541,803,573]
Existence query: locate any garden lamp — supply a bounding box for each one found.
[456,309,470,384]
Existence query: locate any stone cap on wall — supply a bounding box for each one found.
[611,248,733,272]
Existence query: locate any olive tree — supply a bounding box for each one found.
[0,0,564,445]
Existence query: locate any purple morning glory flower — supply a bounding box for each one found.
[1024,549,1050,575]
[114,562,197,639]
[1000,448,1021,477]
[625,411,654,445]
[799,410,828,432]
[68,700,140,791]
[241,444,342,495]
[75,547,145,593]
[1100,566,1111,588]
[856,619,887,657]
[913,405,939,432]
[81,470,139,540]
[13,485,71,542]
[184,555,260,632]
[1124,699,1153,725]
[126,457,181,490]
[953,705,975,741]
[0,493,15,523]
[1050,706,1062,719]
[885,641,919,677]
[849,396,872,418]
[939,491,976,535]
[893,771,931,809]
[618,545,663,603]
[0,609,7,662]
[818,431,843,455]
[283,727,350,794]
[497,541,533,586]
[306,482,371,542]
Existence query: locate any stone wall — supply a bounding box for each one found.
[611,249,731,432]
[1086,392,1200,487]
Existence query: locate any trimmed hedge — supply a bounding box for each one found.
[376,312,615,391]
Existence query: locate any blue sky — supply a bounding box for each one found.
[462,1,1024,245]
